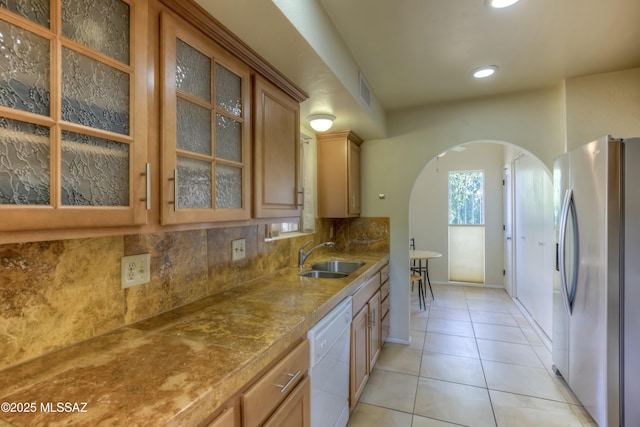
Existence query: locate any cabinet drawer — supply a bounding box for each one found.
[381,295,390,317]
[380,264,390,283]
[380,280,390,301]
[243,340,309,427]
[352,273,381,315]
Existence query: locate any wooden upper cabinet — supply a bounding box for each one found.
[160,12,251,225]
[253,75,300,218]
[317,130,363,218]
[0,0,149,231]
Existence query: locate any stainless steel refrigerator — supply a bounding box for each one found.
[552,135,640,427]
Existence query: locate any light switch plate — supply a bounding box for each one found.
[232,239,246,261]
[121,253,151,288]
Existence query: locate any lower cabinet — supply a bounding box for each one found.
[349,263,389,411]
[263,376,310,427]
[351,304,369,404]
[242,339,310,427]
[203,405,239,427]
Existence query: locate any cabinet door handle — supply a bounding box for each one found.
[168,169,178,211]
[140,163,151,210]
[276,370,301,393]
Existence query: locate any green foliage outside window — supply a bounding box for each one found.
[448,171,484,225]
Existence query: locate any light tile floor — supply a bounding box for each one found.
[347,284,597,427]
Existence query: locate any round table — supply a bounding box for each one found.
[409,250,442,307]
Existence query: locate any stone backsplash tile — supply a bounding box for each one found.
[123,230,209,324]
[0,217,388,370]
[335,217,390,253]
[0,237,125,370]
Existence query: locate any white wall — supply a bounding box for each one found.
[360,68,640,343]
[566,68,640,150]
[409,143,505,287]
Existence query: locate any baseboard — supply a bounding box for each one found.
[513,298,552,352]
[384,336,412,346]
[432,280,505,289]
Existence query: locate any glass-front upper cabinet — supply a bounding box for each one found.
[160,13,251,225]
[0,0,149,231]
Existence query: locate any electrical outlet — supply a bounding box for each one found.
[121,253,151,288]
[231,239,246,261]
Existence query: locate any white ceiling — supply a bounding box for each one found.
[195,0,640,139]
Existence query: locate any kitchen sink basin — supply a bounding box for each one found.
[300,270,348,278]
[310,261,365,274]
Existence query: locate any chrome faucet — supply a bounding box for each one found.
[298,240,335,268]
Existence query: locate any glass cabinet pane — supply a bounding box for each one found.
[0,19,50,115]
[0,0,50,28]
[61,47,130,135]
[0,117,50,204]
[215,63,241,116]
[60,130,129,206]
[215,113,241,162]
[177,97,211,155]
[215,163,241,209]
[176,38,210,102]
[177,156,212,209]
[61,0,130,64]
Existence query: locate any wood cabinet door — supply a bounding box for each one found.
[203,406,238,427]
[350,305,369,410]
[263,376,310,427]
[160,12,251,224]
[0,0,149,231]
[368,290,382,368]
[253,75,300,218]
[347,140,361,216]
[317,130,362,218]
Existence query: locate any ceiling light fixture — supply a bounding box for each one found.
[488,0,520,8]
[308,114,336,132]
[473,65,498,79]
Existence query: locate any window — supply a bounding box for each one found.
[448,170,485,283]
[448,171,484,225]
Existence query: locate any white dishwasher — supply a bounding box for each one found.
[307,296,352,427]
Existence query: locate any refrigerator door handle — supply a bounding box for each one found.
[559,188,579,315]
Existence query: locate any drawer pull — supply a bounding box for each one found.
[276,370,301,393]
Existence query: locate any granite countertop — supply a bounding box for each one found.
[0,252,388,427]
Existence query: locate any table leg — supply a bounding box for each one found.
[423,260,435,301]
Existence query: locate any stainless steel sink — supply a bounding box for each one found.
[310,261,365,274]
[300,270,348,278]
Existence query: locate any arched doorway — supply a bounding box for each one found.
[408,140,554,339]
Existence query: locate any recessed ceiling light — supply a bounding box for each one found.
[489,0,520,8]
[473,65,498,79]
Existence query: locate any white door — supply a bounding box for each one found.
[503,163,514,297]
[514,155,554,337]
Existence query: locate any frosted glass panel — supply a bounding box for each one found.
[177,156,211,209]
[177,97,211,155]
[61,130,129,206]
[176,38,210,102]
[0,19,50,115]
[215,163,241,209]
[0,116,50,204]
[215,114,241,162]
[215,63,241,116]
[62,0,130,64]
[0,0,49,27]
[61,47,130,135]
